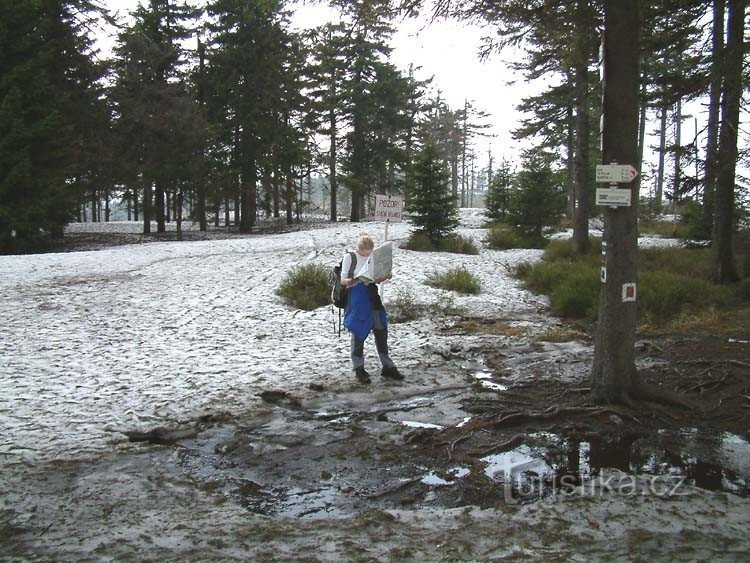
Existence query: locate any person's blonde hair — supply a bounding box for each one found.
[356,232,375,252]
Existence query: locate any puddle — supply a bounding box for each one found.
[401,420,444,430]
[471,368,508,391]
[421,467,471,486]
[484,430,750,503]
[456,416,472,428]
[174,398,750,520]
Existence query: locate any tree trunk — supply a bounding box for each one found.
[703,0,724,237]
[91,188,98,222]
[239,153,256,234]
[672,99,682,209]
[285,173,294,225]
[451,156,459,201]
[656,105,667,213]
[155,180,166,233]
[461,100,468,207]
[143,177,152,234]
[272,173,281,219]
[239,131,257,234]
[329,105,338,222]
[711,0,743,283]
[134,186,139,222]
[591,0,641,405]
[176,188,183,242]
[165,189,171,224]
[572,53,591,254]
[637,83,647,170]
[197,36,208,232]
[566,102,575,219]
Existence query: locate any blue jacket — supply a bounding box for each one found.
[344,282,388,342]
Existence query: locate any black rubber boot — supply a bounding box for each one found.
[354,366,371,384]
[380,366,404,380]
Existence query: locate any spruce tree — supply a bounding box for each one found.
[484,158,513,223]
[0,0,103,251]
[507,149,566,241]
[408,142,459,242]
[109,0,200,235]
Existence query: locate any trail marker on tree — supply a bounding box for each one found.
[595,164,638,183]
[595,163,637,208]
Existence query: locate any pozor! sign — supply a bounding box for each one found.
[374,194,404,223]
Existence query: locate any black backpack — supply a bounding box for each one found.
[331,251,357,309]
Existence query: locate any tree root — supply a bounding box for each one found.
[466,433,525,458]
[492,405,635,428]
[631,383,696,410]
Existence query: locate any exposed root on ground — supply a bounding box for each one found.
[492,405,631,428]
[631,383,696,410]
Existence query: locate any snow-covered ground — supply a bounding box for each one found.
[5,213,749,562]
[1,212,547,465]
[0,212,687,466]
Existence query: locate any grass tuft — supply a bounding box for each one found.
[402,232,479,255]
[276,263,331,311]
[425,266,481,294]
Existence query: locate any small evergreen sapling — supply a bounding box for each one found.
[407,142,459,243]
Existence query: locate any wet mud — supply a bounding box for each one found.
[173,332,750,520]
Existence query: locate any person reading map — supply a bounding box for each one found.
[340,233,402,384]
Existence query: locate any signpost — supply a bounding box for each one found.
[374,194,404,242]
[595,164,638,183]
[374,194,404,300]
[595,163,638,209]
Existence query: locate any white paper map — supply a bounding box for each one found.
[355,241,393,283]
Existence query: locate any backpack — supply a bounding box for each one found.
[331,251,357,309]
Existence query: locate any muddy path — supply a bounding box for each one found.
[5,326,748,561]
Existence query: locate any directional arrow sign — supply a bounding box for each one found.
[596,164,638,183]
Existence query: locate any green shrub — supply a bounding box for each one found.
[513,261,534,279]
[276,263,330,311]
[549,266,600,319]
[485,225,524,250]
[403,231,479,255]
[387,287,467,323]
[679,201,712,241]
[443,233,480,255]
[401,231,434,252]
[518,259,583,296]
[733,278,750,301]
[638,271,732,321]
[387,287,425,323]
[428,293,466,317]
[515,235,750,327]
[638,219,688,239]
[425,266,481,294]
[639,247,711,279]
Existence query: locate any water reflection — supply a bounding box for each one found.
[484,430,750,497]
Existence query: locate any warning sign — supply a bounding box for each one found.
[374,195,404,223]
